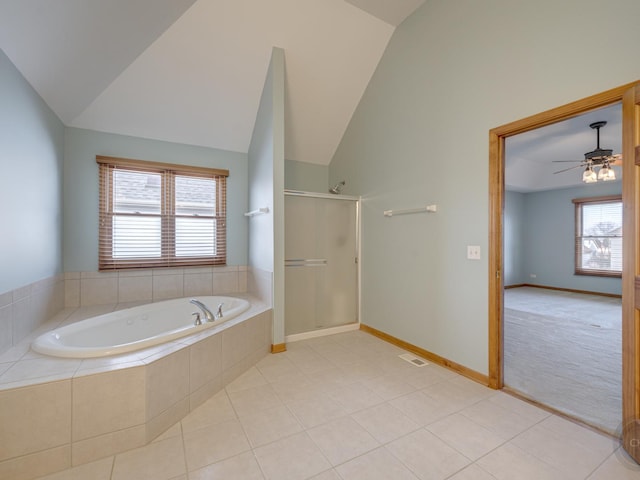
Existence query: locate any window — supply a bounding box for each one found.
[97,156,228,270]
[573,195,622,277]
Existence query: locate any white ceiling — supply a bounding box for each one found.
[505,103,622,193]
[0,0,426,166]
[0,0,198,123]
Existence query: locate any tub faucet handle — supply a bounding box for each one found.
[192,312,202,326]
[216,303,224,319]
[189,298,215,322]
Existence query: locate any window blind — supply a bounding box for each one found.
[573,195,622,277]
[97,156,228,270]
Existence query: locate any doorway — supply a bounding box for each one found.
[502,104,623,433]
[488,81,640,461]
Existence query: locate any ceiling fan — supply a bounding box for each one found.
[553,120,622,183]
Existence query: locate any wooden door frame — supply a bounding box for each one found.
[488,83,638,401]
[621,84,640,458]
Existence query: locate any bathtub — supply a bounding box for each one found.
[31,296,251,358]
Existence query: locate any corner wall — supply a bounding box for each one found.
[329,0,640,374]
[0,49,64,294]
[505,183,623,295]
[285,159,328,193]
[247,47,285,345]
[521,182,622,295]
[0,50,65,354]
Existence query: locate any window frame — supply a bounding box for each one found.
[573,194,622,278]
[97,155,228,271]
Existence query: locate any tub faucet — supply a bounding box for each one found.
[189,299,215,322]
[216,303,224,319]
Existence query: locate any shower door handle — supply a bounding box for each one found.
[285,259,327,267]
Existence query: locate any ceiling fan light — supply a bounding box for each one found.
[583,167,597,183]
[597,164,608,180]
[602,166,616,181]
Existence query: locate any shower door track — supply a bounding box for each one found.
[284,189,360,201]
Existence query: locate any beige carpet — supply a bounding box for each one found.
[504,287,622,434]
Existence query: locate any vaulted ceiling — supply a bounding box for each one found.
[0,0,426,165]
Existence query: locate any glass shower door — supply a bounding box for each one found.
[285,194,358,336]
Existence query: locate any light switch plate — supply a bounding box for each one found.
[467,245,481,260]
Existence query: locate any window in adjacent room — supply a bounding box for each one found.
[573,195,622,277]
[97,156,228,270]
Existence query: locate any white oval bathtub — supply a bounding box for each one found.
[31,296,251,358]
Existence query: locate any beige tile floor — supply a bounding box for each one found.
[35,330,640,480]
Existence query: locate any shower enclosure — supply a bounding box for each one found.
[284,190,359,336]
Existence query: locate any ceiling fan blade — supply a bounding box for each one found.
[548,122,619,175]
[553,164,584,174]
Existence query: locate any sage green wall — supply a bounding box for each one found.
[248,47,285,344]
[521,183,622,295]
[0,49,64,294]
[63,127,248,272]
[329,0,640,374]
[285,159,328,193]
[505,183,622,296]
[504,191,526,287]
[248,66,275,275]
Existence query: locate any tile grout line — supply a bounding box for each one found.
[178,421,189,480]
[465,411,564,479]
[38,330,621,479]
[108,454,116,480]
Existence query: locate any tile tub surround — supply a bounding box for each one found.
[0,266,252,358]
[247,267,273,307]
[64,266,249,308]
[0,275,65,357]
[0,296,271,480]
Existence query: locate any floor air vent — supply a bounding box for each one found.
[399,353,429,367]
